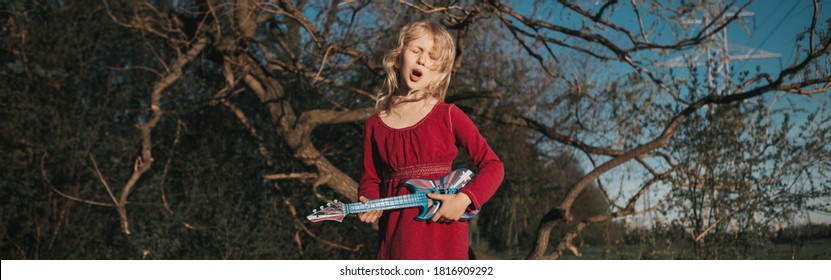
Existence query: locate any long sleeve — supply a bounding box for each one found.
[449,105,504,210]
[358,117,382,200]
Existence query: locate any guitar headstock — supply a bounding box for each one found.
[306,199,346,223]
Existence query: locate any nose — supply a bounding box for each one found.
[416,54,425,66]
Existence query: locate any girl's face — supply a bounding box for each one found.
[399,34,439,94]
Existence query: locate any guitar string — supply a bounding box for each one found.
[348,193,428,213]
[351,195,423,212]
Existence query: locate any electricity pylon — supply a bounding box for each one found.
[663,6,781,93]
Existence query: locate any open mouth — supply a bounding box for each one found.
[410,68,423,82]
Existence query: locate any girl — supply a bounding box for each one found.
[357,20,504,260]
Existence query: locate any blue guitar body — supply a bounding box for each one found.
[404,168,479,221]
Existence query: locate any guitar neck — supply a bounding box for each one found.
[345,193,427,215]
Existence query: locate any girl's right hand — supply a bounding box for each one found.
[357,196,382,223]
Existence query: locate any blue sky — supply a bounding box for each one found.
[738,0,827,73]
[704,0,829,92]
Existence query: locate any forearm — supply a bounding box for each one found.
[459,158,503,209]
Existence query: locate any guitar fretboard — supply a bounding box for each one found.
[345,193,428,214]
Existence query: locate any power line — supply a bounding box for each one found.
[736,1,799,72]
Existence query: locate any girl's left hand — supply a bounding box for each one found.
[426,193,472,224]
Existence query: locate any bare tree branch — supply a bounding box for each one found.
[88,153,118,205]
[51,187,114,208]
[263,173,319,180]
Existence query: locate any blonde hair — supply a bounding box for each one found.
[376,20,455,112]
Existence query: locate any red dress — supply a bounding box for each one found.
[358,101,504,260]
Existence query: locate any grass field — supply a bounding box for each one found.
[478,238,831,260]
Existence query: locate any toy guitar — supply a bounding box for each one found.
[307,168,479,223]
